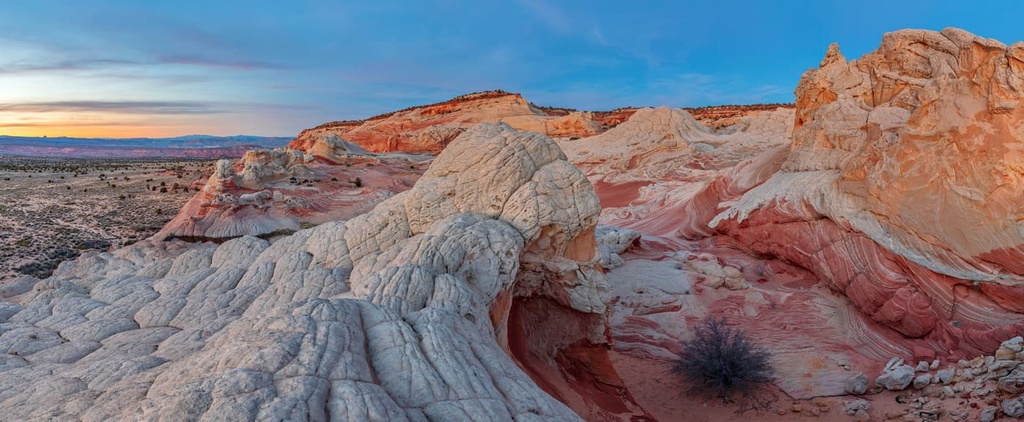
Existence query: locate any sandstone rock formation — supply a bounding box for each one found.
[704,28,1024,351]
[577,28,1024,409]
[157,135,428,240]
[560,104,793,236]
[286,89,792,158]
[288,91,604,154]
[1,123,649,420]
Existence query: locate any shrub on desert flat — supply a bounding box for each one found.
[674,317,774,403]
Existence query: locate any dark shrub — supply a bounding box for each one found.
[674,317,775,404]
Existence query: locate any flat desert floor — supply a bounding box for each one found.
[0,156,215,282]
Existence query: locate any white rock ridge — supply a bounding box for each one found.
[0,123,637,421]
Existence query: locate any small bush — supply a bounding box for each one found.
[674,317,774,405]
[353,177,363,187]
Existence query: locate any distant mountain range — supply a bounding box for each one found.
[0,134,293,159]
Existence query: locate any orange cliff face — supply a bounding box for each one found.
[286,90,793,156]
[287,91,605,154]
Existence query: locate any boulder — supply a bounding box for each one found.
[981,406,998,422]
[998,365,1024,394]
[997,336,1024,360]
[845,373,869,395]
[913,374,931,389]
[935,367,956,385]
[876,357,915,391]
[1003,397,1024,418]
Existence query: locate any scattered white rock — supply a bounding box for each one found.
[998,365,1024,394]
[980,406,998,422]
[1003,397,1024,418]
[942,386,955,399]
[876,357,916,391]
[912,374,931,390]
[916,361,930,372]
[845,373,869,395]
[595,226,640,270]
[844,399,869,416]
[935,367,955,385]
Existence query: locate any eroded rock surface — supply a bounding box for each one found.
[157,136,429,240]
[707,28,1024,349]
[588,28,1024,404]
[288,91,604,154]
[0,124,648,421]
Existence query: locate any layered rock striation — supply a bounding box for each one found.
[703,28,1024,351]
[288,91,603,154]
[575,28,1024,404]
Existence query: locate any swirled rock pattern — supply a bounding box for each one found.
[0,124,649,421]
[578,28,1024,405]
[707,28,1024,349]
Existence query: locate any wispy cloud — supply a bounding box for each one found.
[517,0,571,34]
[0,59,138,75]
[0,121,134,128]
[0,101,220,114]
[0,56,288,75]
[589,22,608,46]
[158,55,291,70]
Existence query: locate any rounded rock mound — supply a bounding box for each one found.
[0,123,644,420]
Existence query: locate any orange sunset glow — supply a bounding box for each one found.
[0,114,224,138]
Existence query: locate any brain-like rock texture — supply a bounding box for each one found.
[0,124,648,420]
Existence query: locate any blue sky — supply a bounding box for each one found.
[1,1,1022,137]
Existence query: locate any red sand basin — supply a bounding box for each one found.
[593,179,652,208]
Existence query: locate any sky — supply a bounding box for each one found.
[1,1,1023,138]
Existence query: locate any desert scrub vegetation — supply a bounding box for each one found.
[0,157,216,282]
[674,317,775,410]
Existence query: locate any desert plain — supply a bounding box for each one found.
[0,157,212,281]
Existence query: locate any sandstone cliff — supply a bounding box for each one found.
[288,91,603,154]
